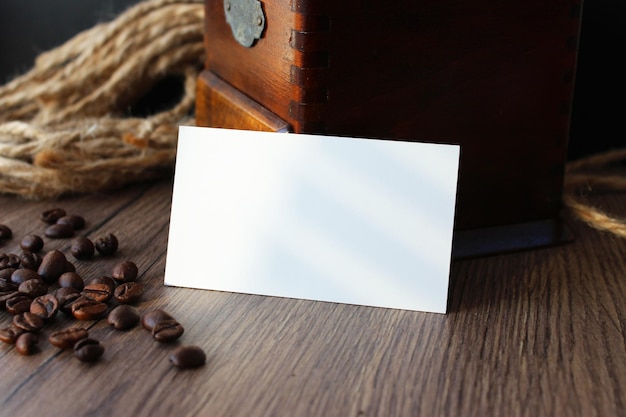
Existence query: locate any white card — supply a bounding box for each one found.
[165,126,459,313]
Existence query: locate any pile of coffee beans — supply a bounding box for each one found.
[0,209,205,369]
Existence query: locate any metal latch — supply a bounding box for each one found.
[224,0,265,48]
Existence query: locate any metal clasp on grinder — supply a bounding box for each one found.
[224,0,265,47]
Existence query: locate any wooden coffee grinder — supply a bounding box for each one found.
[195,0,583,257]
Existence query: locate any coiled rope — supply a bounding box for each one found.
[563,149,626,238]
[0,0,204,199]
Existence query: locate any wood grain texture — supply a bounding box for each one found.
[204,0,296,124]
[1,180,626,417]
[196,71,290,132]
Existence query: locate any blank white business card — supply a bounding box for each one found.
[165,126,459,313]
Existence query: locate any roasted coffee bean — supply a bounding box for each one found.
[0,325,24,344]
[38,250,67,284]
[0,224,12,240]
[49,328,89,349]
[87,276,115,293]
[74,338,104,362]
[18,279,48,298]
[152,319,184,343]
[0,290,21,310]
[20,235,44,252]
[71,297,107,320]
[13,312,45,333]
[57,215,85,230]
[15,332,39,355]
[30,294,59,320]
[19,250,42,270]
[0,268,16,281]
[108,305,140,330]
[58,272,84,290]
[70,237,94,260]
[81,283,113,303]
[66,260,76,272]
[5,294,34,315]
[112,260,138,283]
[44,223,74,239]
[114,282,144,304]
[0,253,20,269]
[141,309,175,331]
[41,208,66,224]
[0,276,17,291]
[55,287,82,315]
[95,233,118,256]
[55,286,81,299]
[11,268,42,285]
[169,345,206,369]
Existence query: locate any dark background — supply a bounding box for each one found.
[0,0,624,159]
[568,0,625,159]
[0,0,140,80]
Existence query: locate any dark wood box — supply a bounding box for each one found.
[196,0,582,255]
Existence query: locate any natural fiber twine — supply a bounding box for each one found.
[0,0,204,199]
[563,150,626,238]
[0,0,625,240]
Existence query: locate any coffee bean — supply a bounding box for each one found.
[38,250,68,284]
[13,312,45,333]
[18,279,48,298]
[81,283,113,303]
[58,272,84,290]
[95,233,118,256]
[0,268,16,281]
[74,338,104,362]
[70,237,94,260]
[141,309,175,331]
[152,319,184,343]
[30,294,59,320]
[169,345,206,369]
[0,325,24,344]
[108,305,140,330]
[0,224,12,240]
[65,260,76,273]
[11,268,42,285]
[71,297,108,321]
[56,215,85,230]
[112,260,138,283]
[20,235,44,252]
[114,282,144,304]
[41,208,66,224]
[0,253,20,269]
[19,250,42,270]
[87,276,115,293]
[0,290,21,310]
[44,223,74,239]
[55,286,81,300]
[5,294,34,315]
[49,328,89,349]
[55,287,82,315]
[15,332,39,355]
[0,277,17,292]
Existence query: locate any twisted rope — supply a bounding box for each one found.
[564,149,626,238]
[0,0,204,198]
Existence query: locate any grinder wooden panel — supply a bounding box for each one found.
[197,0,581,243]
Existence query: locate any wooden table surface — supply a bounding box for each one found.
[1,178,625,417]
